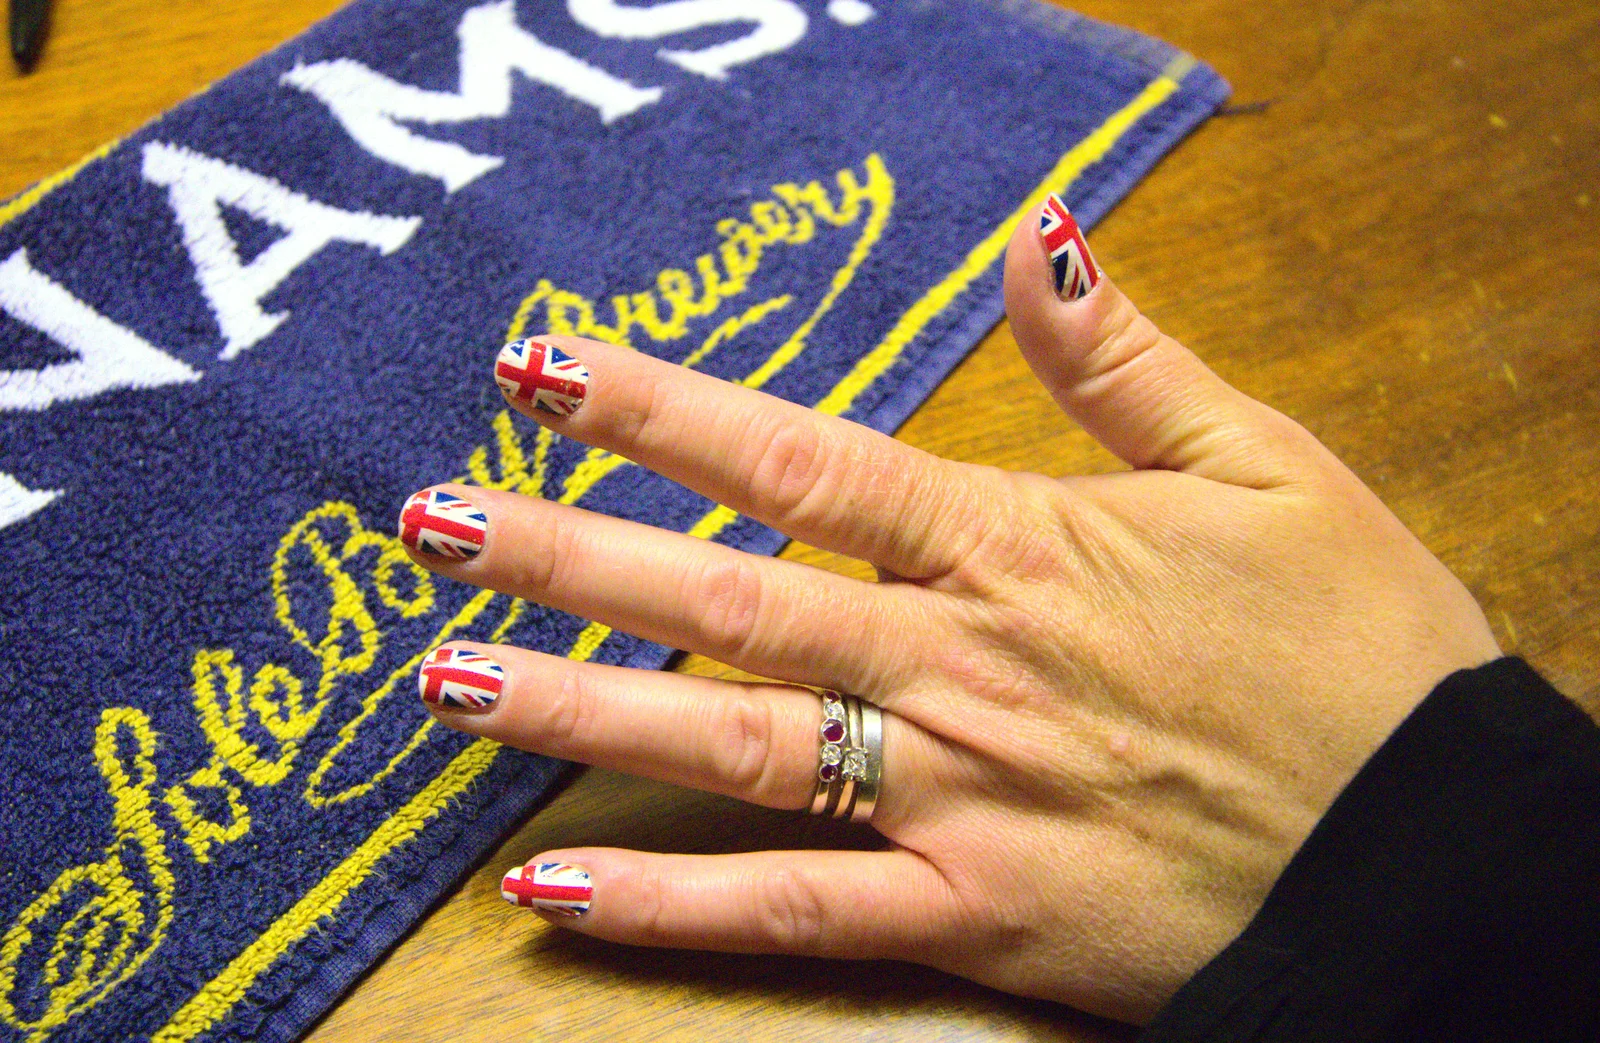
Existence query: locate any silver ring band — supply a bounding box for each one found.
[847,698,882,823]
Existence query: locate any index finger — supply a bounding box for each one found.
[495,335,991,581]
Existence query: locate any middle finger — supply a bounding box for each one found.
[400,483,925,697]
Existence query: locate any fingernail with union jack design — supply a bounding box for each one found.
[495,337,590,416]
[502,862,592,917]
[418,645,504,712]
[398,488,487,559]
[1040,193,1100,302]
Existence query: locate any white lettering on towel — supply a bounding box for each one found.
[0,248,200,412]
[0,472,59,531]
[141,142,421,360]
[566,0,808,81]
[282,0,664,192]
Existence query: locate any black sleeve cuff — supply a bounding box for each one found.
[1139,657,1600,1043]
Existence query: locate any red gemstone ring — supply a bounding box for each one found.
[809,691,882,822]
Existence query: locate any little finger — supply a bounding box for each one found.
[500,848,958,963]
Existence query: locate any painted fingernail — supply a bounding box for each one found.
[418,646,504,711]
[1040,193,1100,302]
[495,337,590,416]
[501,862,592,917]
[398,488,487,559]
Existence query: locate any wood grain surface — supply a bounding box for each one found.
[4,0,1597,1040]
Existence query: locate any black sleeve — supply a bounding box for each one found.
[1139,657,1600,1043]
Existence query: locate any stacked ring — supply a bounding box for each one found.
[809,691,883,822]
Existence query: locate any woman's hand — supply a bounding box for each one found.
[399,201,1500,1024]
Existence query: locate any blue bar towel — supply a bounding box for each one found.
[0,2,1227,1040]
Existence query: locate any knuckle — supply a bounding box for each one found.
[748,418,833,523]
[709,694,779,799]
[606,366,697,463]
[632,861,672,945]
[1084,305,1164,387]
[535,666,598,751]
[691,556,767,661]
[521,512,580,597]
[607,364,663,446]
[750,867,828,954]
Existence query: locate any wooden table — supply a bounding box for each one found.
[5,1,1596,1039]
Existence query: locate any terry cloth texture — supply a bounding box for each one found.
[0,2,1227,1041]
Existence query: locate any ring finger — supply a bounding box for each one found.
[421,641,922,818]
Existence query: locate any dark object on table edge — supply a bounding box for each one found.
[10,0,51,73]
[1142,657,1600,1042]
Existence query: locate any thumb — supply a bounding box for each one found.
[1003,195,1313,487]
